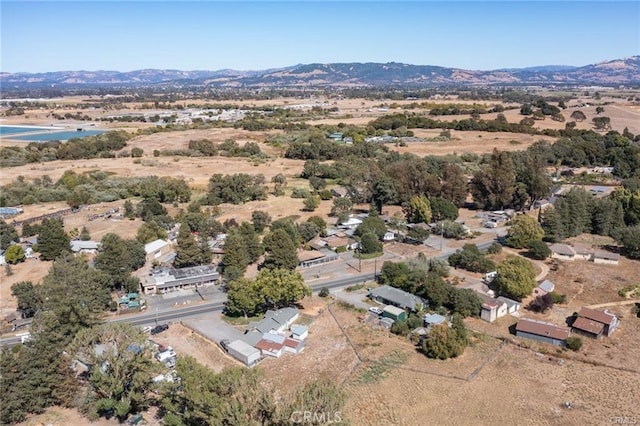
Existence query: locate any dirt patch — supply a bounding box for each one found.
[0,258,52,313]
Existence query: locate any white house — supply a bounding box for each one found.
[496,296,521,314]
[550,243,577,261]
[227,340,261,366]
[481,300,508,323]
[290,324,308,341]
[593,251,620,265]
[70,240,100,254]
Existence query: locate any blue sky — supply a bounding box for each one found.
[1,1,638,73]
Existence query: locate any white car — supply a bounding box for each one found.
[369,307,383,315]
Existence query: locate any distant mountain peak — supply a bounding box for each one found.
[1,57,638,90]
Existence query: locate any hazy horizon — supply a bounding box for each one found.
[2,1,639,74]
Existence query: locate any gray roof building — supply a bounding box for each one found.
[369,285,425,311]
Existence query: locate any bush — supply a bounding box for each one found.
[390,320,410,336]
[527,240,551,260]
[549,291,566,304]
[486,242,503,254]
[566,336,583,351]
[319,287,330,298]
[291,188,312,199]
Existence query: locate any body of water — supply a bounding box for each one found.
[10,129,106,142]
[0,125,60,135]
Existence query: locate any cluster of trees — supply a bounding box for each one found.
[205,173,268,205]
[420,314,468,360]
[221,222,264,280]
[0,131,131,167]
[448,244,496,273]
[187,138,264,158]
[225,268,311,318]
[173,224,212,268]
[493,255,537,301]
[0,171,190,208]
[540,186,640,258]
[379,255,483,318]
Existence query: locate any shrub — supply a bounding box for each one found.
[291,188,312,199]
[486,242,503,254]
[319,287,330,298]
[566,336,582,351]
[549,291,566,304]
[527,239,551,260]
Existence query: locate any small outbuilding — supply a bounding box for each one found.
[592,251,620,265]
[382,305,406,322]
[515,318,570,347]
[227,340,261,366]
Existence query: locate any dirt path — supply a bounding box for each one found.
[586,299,640,309]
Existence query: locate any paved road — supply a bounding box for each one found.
[0,238,498,348]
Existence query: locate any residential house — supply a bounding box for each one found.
[423,313,447,328]
[480,300,508,323]
[535,279,555,296]
[575,307,619,337]
[70,240,100,254]
[144,239,172,263]
[337,217,363,230]
[369,285,426,311]
[532,199,552,210]
[323,235,359,252]
[298,248,339,268]
[247,307,300,335]
[227,340,261,366]
[550,243,576,261]
[593,251,620,265]
[328,132,343,141]
[571,317,606,339]
[383,232,396,242]
[515,318,571,346]
[573,243,594,261]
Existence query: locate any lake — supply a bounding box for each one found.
[0,126,106,142]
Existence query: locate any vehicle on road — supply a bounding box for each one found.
[150,324,169,335]
[368,307,383,315]
[141,326,153,333]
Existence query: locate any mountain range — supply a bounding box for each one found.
[1,57,638,89]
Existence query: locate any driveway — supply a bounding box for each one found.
[182,313,244,343]
[331,288,373,310]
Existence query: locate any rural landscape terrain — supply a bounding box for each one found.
[1,56,640,426]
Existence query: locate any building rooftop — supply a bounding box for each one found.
[593,250,620,261]
[579,307,617,326]
[516,318,570,341]
[423,313,446,325]
[383,305,405,316]
[228,340,261,357]
[70,240,100,252]
[144,239,170,254]
[538,279,555,293]
[572,317,605,335]
[369,285,424,311]
[550,243,576,257]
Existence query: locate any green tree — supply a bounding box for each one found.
[79,226,91,241]
[330,197,353,217]
[420,323,465,360]
[429,197,458,221]
[0,220,19,250]
[37,217,70,261]
[448,244,495,273]
[4,244,25,264]
[570,110,586,122]
[554,188,593,237]
[123,200,135,219]
[302,194,320,212]
[612,225,640,259]
[70,323,159,421]
[251,210,271,233]
[470,149,516,210]
[404,194,432,224]
[494,255,536,300]
[238,221,263,263]
[11,281,41,318]
[131,147,144,158]
[135,220,168,244]
[591,198,624,236]
[263,228,299,270]
[298,222,320,242]
[527,240,551,260]
[372,176,397,213]
[160,357,276,425]
[440,164,468,207]
[448,288,483,317]
[221,228,249,281]
[505,214,544,248]
[354,216,387,240]
[540,207,562,242]
[566,336,583,351]
[592,116,611,130]
[359,232,382,254]
[94,234,145,290]
[307,216,327,236]
[174,224,206,268]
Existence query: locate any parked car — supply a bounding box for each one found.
[219,339,231,352]
[368,307,383,315]
[150,324,169,335]
[141,326,153,333]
